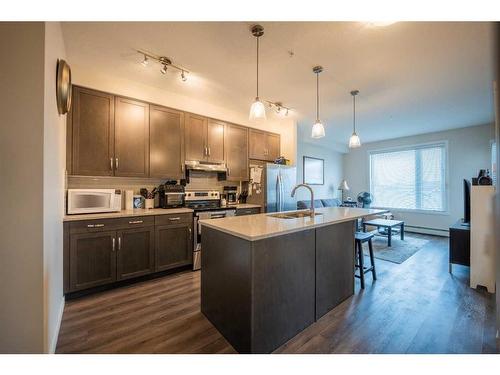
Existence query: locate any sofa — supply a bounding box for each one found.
[297,198,341,210]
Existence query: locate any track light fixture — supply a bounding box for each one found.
[265,101,291,117]
[137,49,189,82]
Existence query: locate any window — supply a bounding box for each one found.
[369,143,447,212]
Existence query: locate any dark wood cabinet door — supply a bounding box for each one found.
[266,133,281,161]
[71,86,114,176]
[207,119,225,163]
[248,129,267,160]
[155,223,193,272]
[315,221,355,320]
[114,97,150,177]
[116,227,155,280]
[69,231,117,291]
[185,113,207,161]
[150,105,185,179]
[225,123,248,180]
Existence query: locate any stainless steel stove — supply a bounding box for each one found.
[186,190,236,270]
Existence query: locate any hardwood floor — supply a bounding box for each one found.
[56,234,498,354]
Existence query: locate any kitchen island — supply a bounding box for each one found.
[199,206,385,353]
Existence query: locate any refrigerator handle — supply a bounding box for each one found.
[280,174,285,211]
[276,173,281,212]
[278,173,284,211]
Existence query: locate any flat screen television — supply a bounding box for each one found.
[463,179,471,226]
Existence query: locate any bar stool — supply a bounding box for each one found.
[355,231,377,289]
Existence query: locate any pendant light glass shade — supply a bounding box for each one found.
[349,90,361,148]
[311,121,326,138]
[311,66,325,139]
[249,97,266,122]
[249,25,266,122]
[349,132,361,148]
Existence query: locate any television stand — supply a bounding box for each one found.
[449,219,470,273]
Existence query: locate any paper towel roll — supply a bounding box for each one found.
[125,190,134,210]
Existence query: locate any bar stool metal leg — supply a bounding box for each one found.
[368,238,377,280]
[357,240,365,289]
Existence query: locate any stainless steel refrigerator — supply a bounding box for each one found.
[247,160,297,213]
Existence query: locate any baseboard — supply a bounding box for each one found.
[405,225,449,237]
[49,296,65,354]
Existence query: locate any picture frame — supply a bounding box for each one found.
[303,156,324,185]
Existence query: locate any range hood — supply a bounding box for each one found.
[185,160,227,172]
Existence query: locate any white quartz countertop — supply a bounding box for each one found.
[199,207,386,241]
[63,207,194,222]
[234,204,261,209]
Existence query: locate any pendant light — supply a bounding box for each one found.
[349,90,361,148]
[249,25,266,122]
[311,66,325,139]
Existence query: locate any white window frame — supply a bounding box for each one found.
[367,140,449,215]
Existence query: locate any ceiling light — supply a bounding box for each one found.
[311,66,325,139]
[160,64,168,74]
[349,90,361,148]
[181,70,187,82]
[141,55,149,67]
[249,24,266,123]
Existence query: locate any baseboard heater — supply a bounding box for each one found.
[404,224,449,237]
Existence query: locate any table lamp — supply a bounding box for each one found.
[338,179,350,202]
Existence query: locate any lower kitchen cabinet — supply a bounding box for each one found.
[65,213,193,294]
[155,223,193,272]
[117,227,155,280]
[69,230,117,291]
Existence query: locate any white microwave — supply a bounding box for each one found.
[67,189,122,215]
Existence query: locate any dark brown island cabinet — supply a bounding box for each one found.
[201,220,356,353]
[64,213,193,294]
[66,85,280,181]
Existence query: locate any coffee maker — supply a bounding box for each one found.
[223,185,238,205]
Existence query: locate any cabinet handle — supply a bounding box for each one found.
[181,164,184,172]
[115,158,119,169]
[188,227,192,239]
[169,217,181,221]
[204,146,208,156]
[110,157,113,170]
[227,167,230,176]
[112,237,115,252]
[129,220,143,224]
[118,236,121,251]
[87,223,105,228]
[208,147,211,156]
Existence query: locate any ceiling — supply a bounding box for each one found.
[61,22,496,150]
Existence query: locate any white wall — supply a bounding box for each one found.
[43,22,67,353]
[71,67,298,165]
[0,22,45,353]
[295,141,344,202]
[343,124,494,233]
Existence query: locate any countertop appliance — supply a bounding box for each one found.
[223,185,238,205]
[67,188,121,215]
[246,160,297,213]
[160,184,185,208]
[185,190,236,270]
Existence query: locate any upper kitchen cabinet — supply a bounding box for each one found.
[185,114,225,163]
[248,129,281,162]
[69,86,115,176]
[225,123,248,180]
[207,119,225,163]
[185,113,208,161]
[114,97,150,178]
[150,105,185,179]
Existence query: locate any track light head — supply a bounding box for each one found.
[160,64,168,74]
[141,55,149,67]
[181,70,187,82]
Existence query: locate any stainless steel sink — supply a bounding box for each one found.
[268,211,323,219]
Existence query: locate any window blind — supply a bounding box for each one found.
[369,143,446,211]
